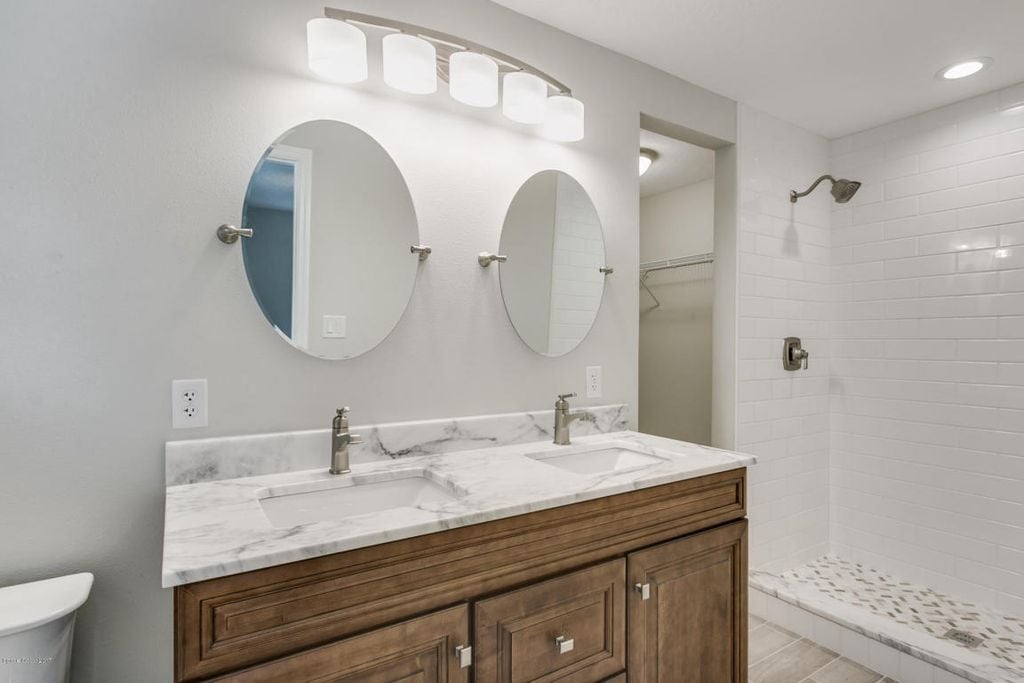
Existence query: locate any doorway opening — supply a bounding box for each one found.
[637,127,720,445]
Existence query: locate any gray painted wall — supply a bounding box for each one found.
[0,0,735,680]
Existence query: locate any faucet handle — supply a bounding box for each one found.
[348,433,364,445]
[558,393,577,401]
[333,407,351,433]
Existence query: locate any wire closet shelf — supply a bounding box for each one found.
[639,252,715,308]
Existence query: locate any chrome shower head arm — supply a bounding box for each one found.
[790,174,836,203]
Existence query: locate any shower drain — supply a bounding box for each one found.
[944,629,985,648]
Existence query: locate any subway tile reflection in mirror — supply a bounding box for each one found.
[499,171,606,356]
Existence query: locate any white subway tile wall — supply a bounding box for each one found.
[547,174,605,355]
[829,82,1024,617]
[737,104,832,572]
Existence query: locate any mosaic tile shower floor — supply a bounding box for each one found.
[777,556,1024,674]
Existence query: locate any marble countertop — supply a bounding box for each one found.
[162,431,755,587]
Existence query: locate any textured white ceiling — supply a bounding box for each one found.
[639,129,714,198]
[494,0,1024,138]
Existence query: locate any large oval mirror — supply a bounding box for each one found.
[241,120,419,359]
[499,171,606,356]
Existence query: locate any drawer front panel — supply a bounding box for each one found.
[475,559,626,683]
[210,604,469,683]
[175,469,745,681]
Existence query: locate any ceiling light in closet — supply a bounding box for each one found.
[639,148,658,176]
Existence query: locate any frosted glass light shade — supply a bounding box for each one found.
[382,34,437,94]
[449,52,499,108]
[638,154,653,176]
[502,72,547,124]
[543,95,585,142]
[307,18,367,83]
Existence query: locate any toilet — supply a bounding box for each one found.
[0,573,93,683]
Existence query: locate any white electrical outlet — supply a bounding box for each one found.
[585,366,602,398]
[172,379,208,429]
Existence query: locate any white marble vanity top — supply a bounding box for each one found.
[162,430,755,587]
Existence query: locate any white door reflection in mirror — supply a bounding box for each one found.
[499,170,606,356]
[241,120,419,359]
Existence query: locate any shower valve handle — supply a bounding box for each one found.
[783,337,809,371]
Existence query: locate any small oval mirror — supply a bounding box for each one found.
[241,120,419,359]
[499,170,606,356]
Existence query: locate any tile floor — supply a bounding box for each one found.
[750,614,897,683]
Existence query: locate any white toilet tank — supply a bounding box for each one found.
[0,573,93,683]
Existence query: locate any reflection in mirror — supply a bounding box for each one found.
[242,120,419,359]
[499,171,605,356]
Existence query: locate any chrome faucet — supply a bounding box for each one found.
[553,393,594,446]
[330,407,363,475]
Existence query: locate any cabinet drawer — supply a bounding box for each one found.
[474,559,626,682]
[211,604,470,682]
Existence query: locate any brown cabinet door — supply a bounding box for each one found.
[211,604,470,682]
[474,559,626,682]
[627,520,747,683]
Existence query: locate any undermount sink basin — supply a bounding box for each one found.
[527,442,668,475]
[258,471,462,528]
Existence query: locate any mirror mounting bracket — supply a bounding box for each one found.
[478,252,507,267]
[216,224,253,244]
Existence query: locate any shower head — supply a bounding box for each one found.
[830,178,862,203]
[790,175,861,204]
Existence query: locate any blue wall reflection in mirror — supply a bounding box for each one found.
[243,158,295,337]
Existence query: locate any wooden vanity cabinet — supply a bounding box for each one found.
[174,468,747,683]
[628,521,748,682]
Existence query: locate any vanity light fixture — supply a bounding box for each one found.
[937,58,992,80]
[306,17,368,83]
[382,33,437,94]
[639,148,658,176]
[544,95,585,142]
[449,51,499,107]
[309,8,585,141]
[502,71,548,124]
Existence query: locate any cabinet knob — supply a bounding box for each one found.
[454,644,472,668]
[635,582,651,600]
[555,635,575,654]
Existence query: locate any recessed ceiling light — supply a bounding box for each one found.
[639,148,658,176]
[937,58,992,80]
